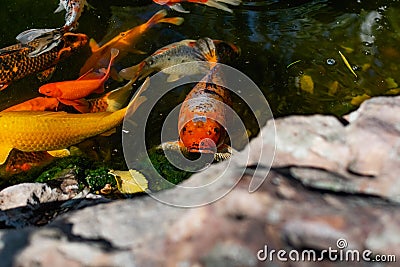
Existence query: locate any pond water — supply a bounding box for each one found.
[0,0,399,182]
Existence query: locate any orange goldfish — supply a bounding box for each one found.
[119,37,240,82]
[4,75,133,113]
[153,0,241,13]
[39,48,120,113]
[0,79,145,165]
[161,65,232,160]
[0,32,88,90]
[79,9,184,75]
[2,97,60,112]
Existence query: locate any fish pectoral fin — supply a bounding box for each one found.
[100,128,116,137]
[94,85,105,94]
[0,83,10,91]
[37,66,56,82]
[47,149,70,158]
[0,146,13,165]
[54,4,64,13]
[89,39,100,52]
[59,98,90,113]
[109,67,123,82]
[166,73,184,83]
[169,3,190,13]
[214,145,233,161]
[158,141,190,156]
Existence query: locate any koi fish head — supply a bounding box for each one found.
[39,84,62,98]
[179,116,224,154]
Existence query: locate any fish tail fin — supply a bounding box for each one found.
[146,10,184,28]
[204,0,242,13]
[103,80,134,112]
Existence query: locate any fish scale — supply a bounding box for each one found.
[0,108,126,164]
[0,33,88,90]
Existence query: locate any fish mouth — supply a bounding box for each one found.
[187,138,218,154]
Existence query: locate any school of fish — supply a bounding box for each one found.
[0,0,242,174]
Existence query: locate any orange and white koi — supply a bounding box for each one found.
[55,0,90,31]
[0,32,88,90]
[79,9,184,75]
[119,37,240,82]
[153,0,241,13]
[39,48,119,113]
[161,65,232,160]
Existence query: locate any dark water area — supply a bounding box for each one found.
[0,0,400,181]
[1,0,400,117]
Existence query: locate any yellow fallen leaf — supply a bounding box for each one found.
[351,94,371,106]
[385,77,398,89]
[299,75,314,94]
[385,88,400,95]
[109,169,148,194]
[339,51,357,78]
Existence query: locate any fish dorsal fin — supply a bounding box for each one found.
[0,146,12,165]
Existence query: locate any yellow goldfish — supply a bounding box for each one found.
[0,80,146,165]
[79,9,184,75]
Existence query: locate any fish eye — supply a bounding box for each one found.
[148,59,154,65]
[120,33,126,37]
[214,127,219,133]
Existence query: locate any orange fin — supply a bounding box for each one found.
[94,85,105,94]
[89,38,100,52]
[60,98,90,113]
[158,17,185,26]
[0,83,9,91]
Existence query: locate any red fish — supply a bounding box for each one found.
[38,48,119,113]
[153,0,241,13]
[161,65,232,160]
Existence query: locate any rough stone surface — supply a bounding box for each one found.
[0,96,399,266]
